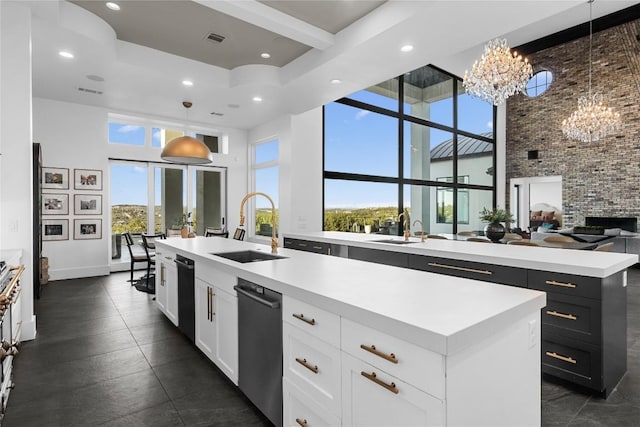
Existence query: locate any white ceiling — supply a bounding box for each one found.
[25,0,638,131]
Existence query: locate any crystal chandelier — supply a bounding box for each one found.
[463,38,533,106]
[562,0,621,143]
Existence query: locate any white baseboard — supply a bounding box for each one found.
[21,314,37,341]
[48,265,110,281]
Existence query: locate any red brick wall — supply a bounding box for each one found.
[506,19,640,227]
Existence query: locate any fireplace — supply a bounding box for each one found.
[585,216,638,232]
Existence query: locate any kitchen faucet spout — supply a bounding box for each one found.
[239,192,278,254]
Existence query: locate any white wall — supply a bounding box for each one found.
[0,1,36,340]
[248,107,323,242]
[33,98,110,280]
[34,98,249,279]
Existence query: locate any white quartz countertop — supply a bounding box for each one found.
[157,237,545,356]
[285,231,638,278]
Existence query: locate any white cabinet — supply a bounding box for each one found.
[283,378,341,427]
[194,276,238,385]
[341,352,444,427]
[155,249,178,326]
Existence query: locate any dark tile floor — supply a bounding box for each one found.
[2,269,640,426]
[2,273,270,427]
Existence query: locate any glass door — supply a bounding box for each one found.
[154,165,187,235]
[190,166,226,236]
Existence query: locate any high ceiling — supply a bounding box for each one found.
[25,0,639,130]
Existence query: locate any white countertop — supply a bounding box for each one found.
[157,236,545,356]
[285,231,638,278]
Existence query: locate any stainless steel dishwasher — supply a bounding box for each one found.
[174,254,195,343]
[234,279,282,427]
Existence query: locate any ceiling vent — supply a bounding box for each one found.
[210,112,224,116]
[206,32,226,43]
[78,87,103,95]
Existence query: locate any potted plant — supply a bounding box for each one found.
[479,207,514,242]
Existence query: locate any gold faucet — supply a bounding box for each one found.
[239,192,278,254]
[413,219,426,243]
[397,209,410,241]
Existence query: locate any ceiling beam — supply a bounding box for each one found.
[193,0,335,50]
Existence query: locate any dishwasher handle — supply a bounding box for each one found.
[234,285,281,309]
[174,258,194,269]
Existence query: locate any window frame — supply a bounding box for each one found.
[249,137,279,242]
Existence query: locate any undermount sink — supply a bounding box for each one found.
[373,239,415,245]
[211,250,287,263]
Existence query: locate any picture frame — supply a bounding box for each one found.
[42,167,69,190]
[74,194,102,215]
[74,169,103,190]
[74,219,102,240]
[42,219,69,241]
[42,193,69,215]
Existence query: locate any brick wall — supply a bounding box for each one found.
[506,19,640,227]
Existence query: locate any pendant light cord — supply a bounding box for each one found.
[588,0,594,98]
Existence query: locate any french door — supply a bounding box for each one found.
[110,160,226,269]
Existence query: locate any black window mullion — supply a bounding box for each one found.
[397,74,405,236]
[452,79,459,234]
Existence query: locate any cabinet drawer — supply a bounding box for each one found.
[283,295,341,347]
[341,318,444,399]
[349,247,409,268]
[542,293,601,344]
[284,238,331,255]
[341,352,444,427]
[408,254,527,287]
[195,264,236,295]
[283,378,341,427]
[542,336,602,390]
[528,270,601,300]
[283,323,341,417]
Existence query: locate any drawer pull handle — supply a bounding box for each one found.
[296,418,308,427]
[293,313,316,326]
[360,344,398,364]
[299,243,307,247]
[361,371,398,394]
[546,310,577,321]
[545,351,577,364]
[312,245,323,250]
[545,280,576,289]
[295,357,319,374]
[427,262,492,275]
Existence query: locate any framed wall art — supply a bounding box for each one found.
[74,194,102,215]
[42,167,69,190]
[74,168,102,190]
[42,193,69,215]
[74,219,102,240]
[42,219,69,241]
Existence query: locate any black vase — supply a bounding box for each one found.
[484,222,505,242]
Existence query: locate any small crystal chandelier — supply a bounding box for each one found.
[562,0,621,143]
[463,38,533,106]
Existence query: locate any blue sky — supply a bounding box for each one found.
[109,87,492,210]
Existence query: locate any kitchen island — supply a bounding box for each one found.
[284,231,638,397]
[156,236,545,426]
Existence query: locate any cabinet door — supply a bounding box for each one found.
[284,378,341,427]
[341,353,444,427]
[164,261,179,326]
[155,261,167,314]
[194,278,216,360]
[213,286,238,385]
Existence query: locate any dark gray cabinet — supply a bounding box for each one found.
[408,254,527,287]
[282,234,629,396]
[283,238,331,255]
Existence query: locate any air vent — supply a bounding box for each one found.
[78,87,103,95]
[206,32,226,43]
[210,112,224,116]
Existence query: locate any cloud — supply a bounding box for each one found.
[355,110,371,120]
[118,125,143,133]
[486,121,493,130]
[133,166,146,174]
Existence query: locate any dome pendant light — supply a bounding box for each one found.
[161,101,212,164]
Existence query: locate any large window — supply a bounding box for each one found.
[250,139,279,239]
[324,64,495,235]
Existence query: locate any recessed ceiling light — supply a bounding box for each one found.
[59,51,74,59]
[400,44,414,53]
[330,79,342,84]
[261,52,271,59]
[106,2,120,11]
[182,80,194,86]
[253,96,263,102]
